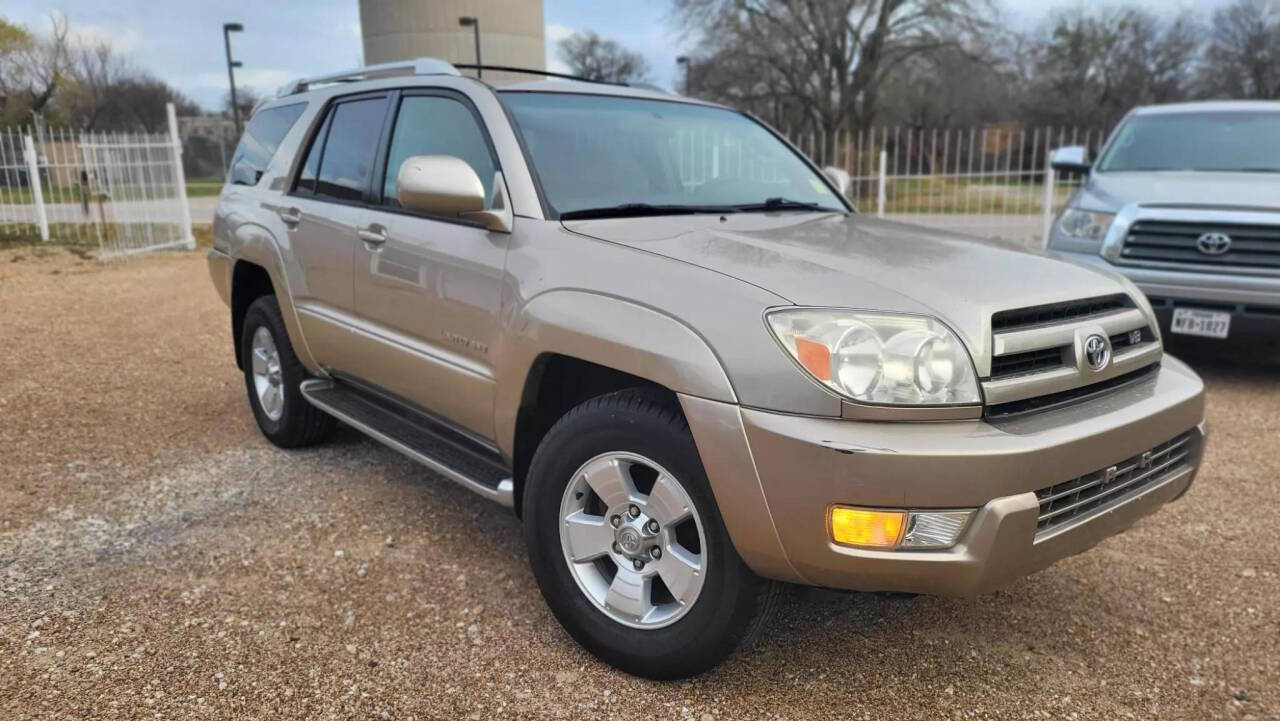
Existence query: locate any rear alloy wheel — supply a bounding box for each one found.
[240,295,334,448]
[523,389,778,679]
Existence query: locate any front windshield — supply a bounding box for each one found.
[1098,111,1280,173]
[500,91,846,216]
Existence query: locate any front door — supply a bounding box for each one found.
[351,90,510,441]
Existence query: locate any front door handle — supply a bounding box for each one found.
[357,225,387,246]
[277,207,302,226]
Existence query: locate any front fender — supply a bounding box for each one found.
[493,290,737,458]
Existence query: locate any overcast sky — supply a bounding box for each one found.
[4,0,1228,113]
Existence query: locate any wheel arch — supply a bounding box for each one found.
[496,291,738,516]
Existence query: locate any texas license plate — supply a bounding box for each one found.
[1170,308,1231,339]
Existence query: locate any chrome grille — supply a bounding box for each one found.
[984,295,1161,408]
[1122,220,1280,269]
[1035,433,1193,534]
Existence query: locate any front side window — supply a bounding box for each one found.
[499,92,845,216]
[382,95,497,209]
[1098,111,1280,173]
[228,102,306,186]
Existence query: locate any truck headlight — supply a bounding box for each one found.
[766,309,980,405]
[1057,208,1115,241]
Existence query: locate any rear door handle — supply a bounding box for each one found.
[357,225,387,246]
[278,207,302,226]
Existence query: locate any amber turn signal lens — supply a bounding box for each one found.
[793,336,832,381]
[829,507,906,549]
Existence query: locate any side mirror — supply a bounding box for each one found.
[823,166,852,197]
[395,156,513,233]
[1050,146,1091,174]
[396,154,485,216]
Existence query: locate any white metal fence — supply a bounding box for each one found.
[786,126,1107,248]
[0,102,194,260]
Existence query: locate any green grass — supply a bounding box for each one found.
[1,177,223,204]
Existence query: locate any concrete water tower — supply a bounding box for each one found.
[359,0,546,86]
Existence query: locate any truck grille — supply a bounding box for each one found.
[1035,432,1193,534]
[1121,220,1280,269]
[983,295,1161,409]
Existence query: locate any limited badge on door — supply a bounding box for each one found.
[1170,307,1231,339]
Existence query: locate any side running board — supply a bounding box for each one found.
[299,379,515,507]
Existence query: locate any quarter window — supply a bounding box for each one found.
[228,102,306,186]
[382,95,497,209]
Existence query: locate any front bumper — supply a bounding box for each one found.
[1058,249,1280,335]
[681,356,1206,596]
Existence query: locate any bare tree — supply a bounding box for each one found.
[223,85,262,122]
[1198,0,1280,99]
[65,39,128,129]
[0,13,70,116]
[557,31,651,83]
[672,0,992,135]
[1021,6,1199,128]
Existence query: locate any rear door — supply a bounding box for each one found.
[282,92,390,373]
[350,89,509,440]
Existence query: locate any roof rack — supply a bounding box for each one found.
[453,64,635,88]
[278,57,460,96]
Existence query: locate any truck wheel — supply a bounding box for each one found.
[522,389,778,679]
[240,296,333,448]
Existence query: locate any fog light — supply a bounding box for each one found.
[901,511,972,549]
[829,507,905,548]
[829,507,972,550]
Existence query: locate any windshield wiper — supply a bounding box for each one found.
[730,197,844,213]
[559,203,734,220]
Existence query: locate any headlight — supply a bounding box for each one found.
[1057,208,1115,241]
[766,309,980,405]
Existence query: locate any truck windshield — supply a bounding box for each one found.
[1098,111,1280,173]
[500,91,847,218]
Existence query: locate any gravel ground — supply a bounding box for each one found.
[1,248,1277,721]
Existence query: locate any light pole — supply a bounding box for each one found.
[676,56,691,95]
[458,17,481,78]
[223,22,244,136]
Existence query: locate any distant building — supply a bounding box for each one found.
[359,0,546,86]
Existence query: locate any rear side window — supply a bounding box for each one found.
[381,95,497,208]
[228,102,306,186]
[312,97,388,202]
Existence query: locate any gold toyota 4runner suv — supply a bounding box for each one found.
[207,59,1207,679]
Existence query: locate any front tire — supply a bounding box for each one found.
[240,295,333,448]
[523,389,778,679]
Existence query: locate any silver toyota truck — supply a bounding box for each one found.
[1048,101,1280,343]
[207,59,1207,679]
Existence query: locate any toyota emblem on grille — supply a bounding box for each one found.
[1195,232,1232,256]
[1083,334,1110,371]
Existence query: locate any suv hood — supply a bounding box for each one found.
[1079,171,1280,211]
[564,213,1126,355]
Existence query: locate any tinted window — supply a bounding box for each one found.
[314,97,388,202]
[228,102,306,186]
[295,112,331,195]
[1099,111,1280,173]
[382,95,496,208]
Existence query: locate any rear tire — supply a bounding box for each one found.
[240,295,334,448]
[522,389,778,679]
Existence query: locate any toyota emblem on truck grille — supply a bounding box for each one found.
[1195,232,1232,256]
[1084,334,1110,371]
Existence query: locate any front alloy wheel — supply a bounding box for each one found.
[559,452,707,629]
[523,389,778,679]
